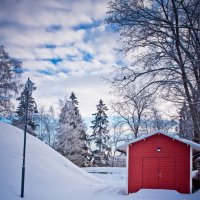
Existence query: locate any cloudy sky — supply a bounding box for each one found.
[0,0,124,119]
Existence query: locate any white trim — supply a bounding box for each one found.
[126,145,129,195]
[190,146,192,194]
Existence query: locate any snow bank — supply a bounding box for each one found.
[0,122,100,200]
[84,167,126,183]
[129,189,196,200]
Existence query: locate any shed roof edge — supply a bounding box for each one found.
[116,131,200,153]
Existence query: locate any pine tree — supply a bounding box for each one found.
[13,78,38,136]
[57,92,90,167]
[90,99,111,166]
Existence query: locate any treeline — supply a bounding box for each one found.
[1,40,199,167]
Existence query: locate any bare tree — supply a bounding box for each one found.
[36,106,58,148]
[109,123,127,156]
[106,0,200,143]
[107,124,127,167]
[143,107,178,134]
[112,86,155,139]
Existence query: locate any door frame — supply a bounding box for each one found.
[142,157,176,190]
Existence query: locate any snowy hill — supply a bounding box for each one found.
[0,122,199,200]
[0,122,100,200]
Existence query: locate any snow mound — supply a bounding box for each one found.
[0,122,100,200]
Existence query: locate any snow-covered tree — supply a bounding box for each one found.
[0,45,22,117]
[90,99,111,166]
[106,0,200,143]
[179,102,194,140]
[57,92,90,167]
[112,86,155,139]
[143,107,178,134]
[36,106,58,148]
[13,78,38,136]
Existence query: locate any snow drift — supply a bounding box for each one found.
[0,122,100,200]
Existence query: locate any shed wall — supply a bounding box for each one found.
[128,134,190,194]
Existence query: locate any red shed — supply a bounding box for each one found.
[117,131,200,194]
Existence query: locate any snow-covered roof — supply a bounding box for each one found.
[116,131,200,153]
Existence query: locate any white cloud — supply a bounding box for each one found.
[52,47,80,58]
[0,0,118,119]
[23,59,56,71]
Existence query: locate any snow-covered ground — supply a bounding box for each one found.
[0,122,199,200]
[83,167,126,182]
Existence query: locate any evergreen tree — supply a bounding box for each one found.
[13,78,38,135]
[57,92,90,167]
[69,92,78,106]
[90,99,111,166]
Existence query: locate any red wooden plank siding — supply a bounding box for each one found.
[128,134,190,194]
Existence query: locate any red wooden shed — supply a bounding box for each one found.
[117,131,200,194]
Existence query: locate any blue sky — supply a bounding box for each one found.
[0,0,126,118]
